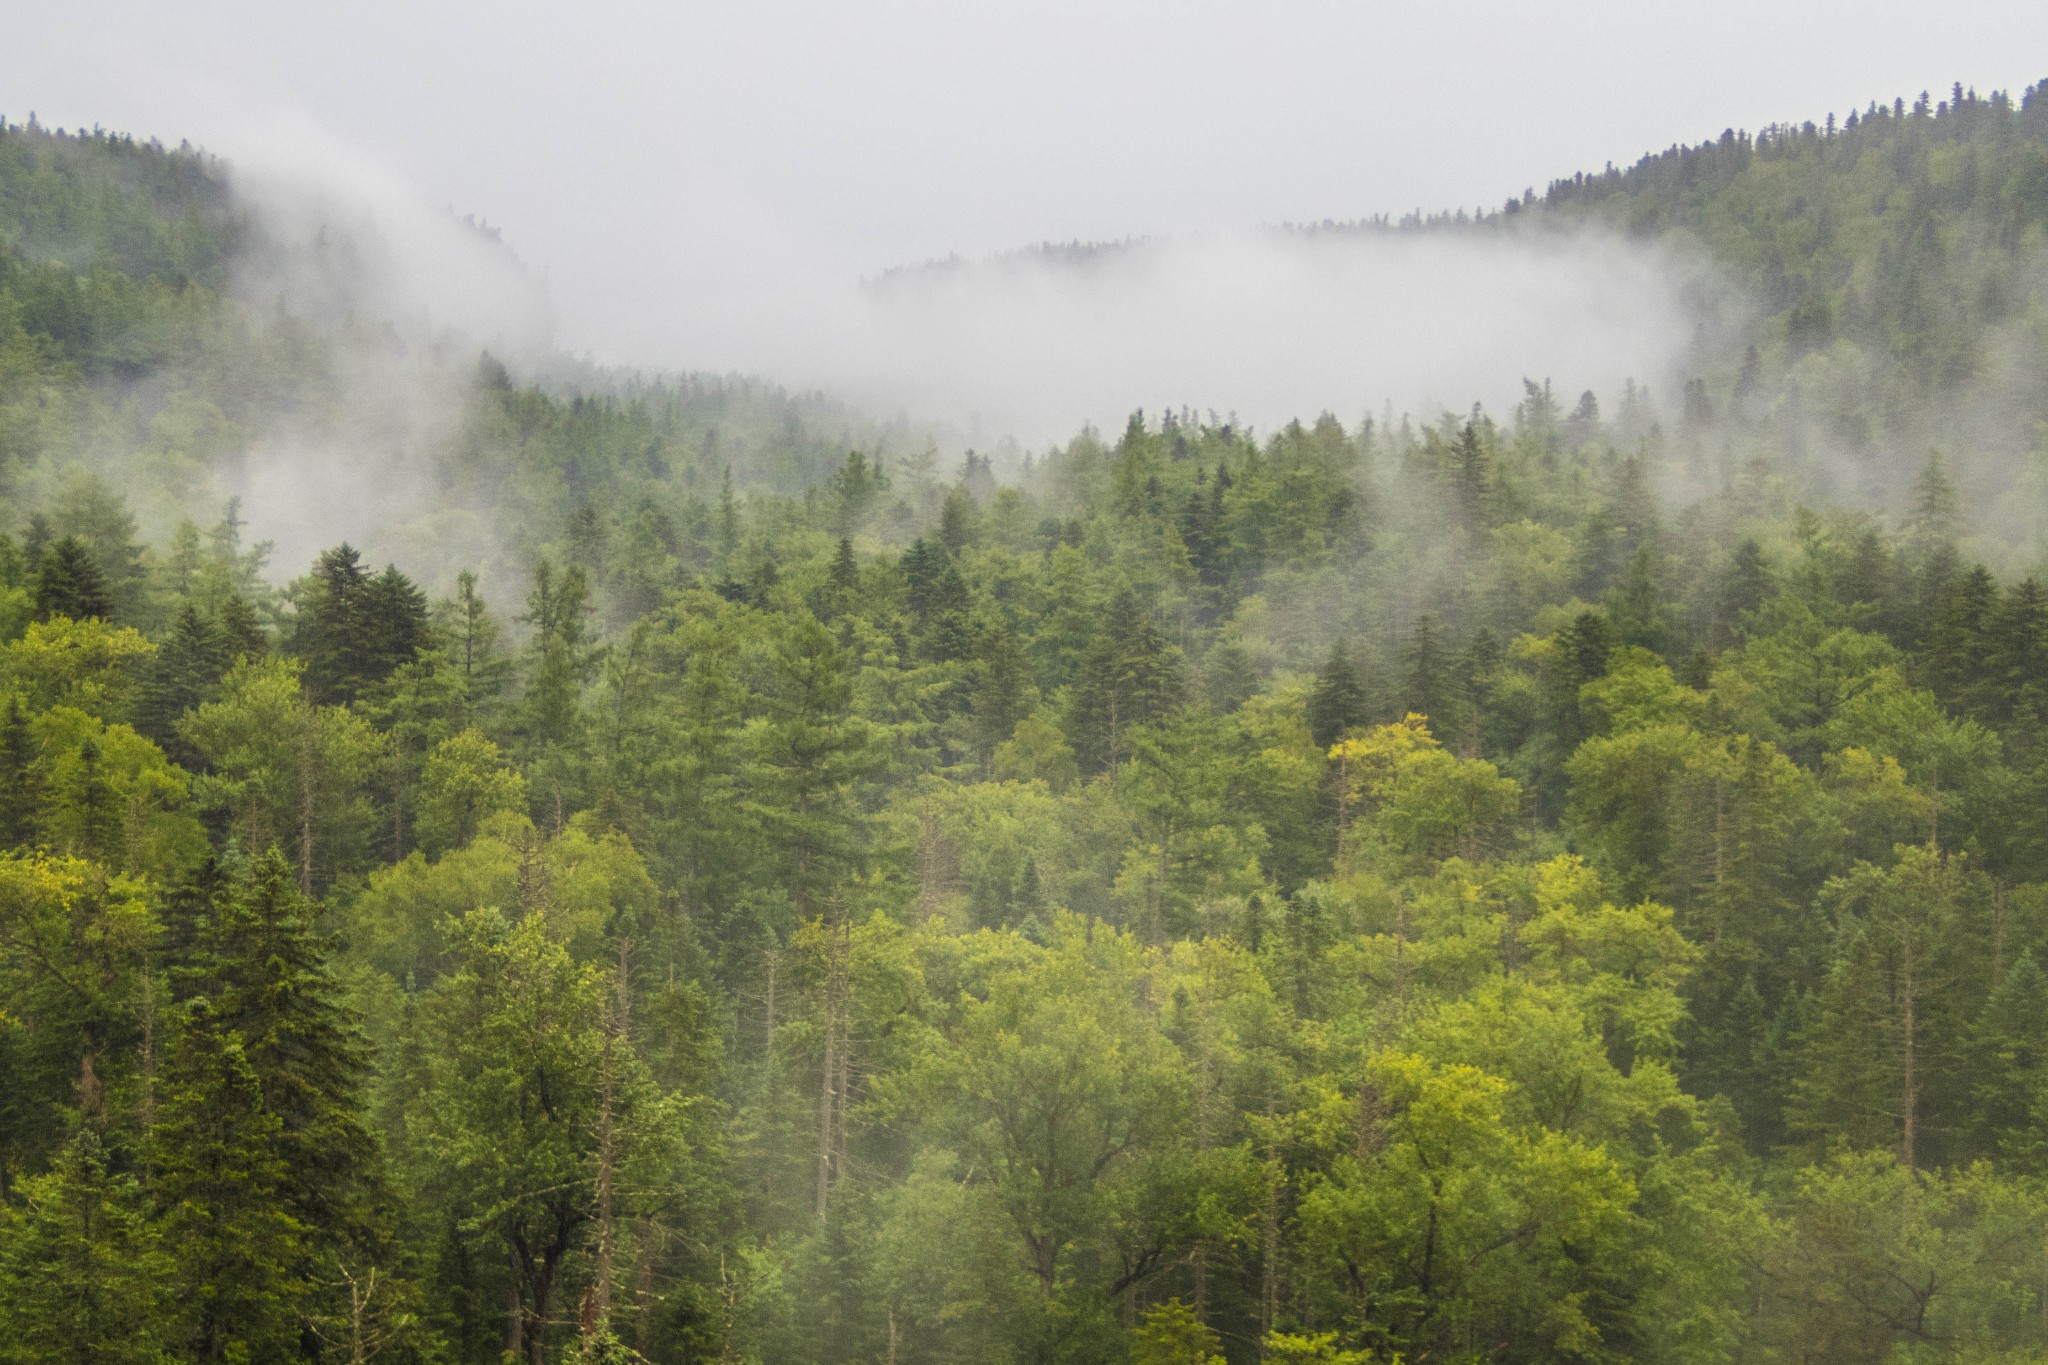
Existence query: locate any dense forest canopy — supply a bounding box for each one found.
[2,80,2048,1365]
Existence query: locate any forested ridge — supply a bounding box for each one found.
[3,83,2048,1365]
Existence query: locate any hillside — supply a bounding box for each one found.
[1,90,2048,1365]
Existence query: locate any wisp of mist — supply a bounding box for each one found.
[203,115,1717,585]
[601,226,1709,450]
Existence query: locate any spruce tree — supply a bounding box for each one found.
[1715,538,1772,642]
[1607,544,1669,653]
[1923,564,1996,713]
[0,696,35,847]
[297,544,373,704]
[1970,952,2048,1167]
[0,1131,171,1365]
[154,1000,305,1364]
[1306,640,1369,749]
[33,538,112,622]
[1069,590,1184,775]
[1400,614,1459,739]
[134,604,232,763]
[191,850,379,1252]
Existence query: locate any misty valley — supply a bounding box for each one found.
[7,79,2048,1365]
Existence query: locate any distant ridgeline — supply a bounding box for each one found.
[1532,81,2048,518]
[0,116,921,588]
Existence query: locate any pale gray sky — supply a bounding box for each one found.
[7,1,2046,436]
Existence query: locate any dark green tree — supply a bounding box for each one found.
[33,538,112,622]
[1306,640,1369,749]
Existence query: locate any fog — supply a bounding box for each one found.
[723,229,1709,446]
[8,0,2047,450]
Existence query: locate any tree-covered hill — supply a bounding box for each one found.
[6,90,2048,1365]
[1531,81,2048,527]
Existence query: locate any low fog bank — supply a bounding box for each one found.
[189,126,1724,589]
[594,226,1717,453]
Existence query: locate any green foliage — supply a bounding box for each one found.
[8,90,2048,1365]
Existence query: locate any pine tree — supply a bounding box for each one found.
[520,560,598,751]
[1068,590,1185,775]
[154,1001,305,1364]
[0,1131,171,1365]
[1306,640,1369,749]
[0,696,35,847]
[969,619,1033,768]
[1984,579,2048,728]
[1715,539,1772,641]
[938,485,977,553]
[297,544,373,704]
[217,593,267,661]
[1400,614,1460,740]
[298,547,430,705]
[33,538,112,622]
[360,565,431,685]
[819,537,860,621]
[1909,451,1960,543]
[134,604,232,763]
[439,569,511,715]
[1970,952,2048,1167]
[187,850,380,1253]
[1607,544,1669,653]
[1923,564,1996,713]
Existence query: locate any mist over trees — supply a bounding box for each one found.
[3,81,2048,1365]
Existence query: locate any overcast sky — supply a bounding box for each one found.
[7,1,2047,436]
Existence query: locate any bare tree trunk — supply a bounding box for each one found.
[717,1253,742,1365]
[138,955,156,1146]
[1260,1154,1281,1353]
[505,1279,524,1363]
[1901,932,1918,1171]
[632,1215,658,1359]
[582,944,630,1359]
[816,914,846,1220]
[299,723,317,896]
[763,945,779,1066]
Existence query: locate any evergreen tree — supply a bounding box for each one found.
[438,569,511,715]
[1306,640,1369,749]
[134,604,232,763]
[33,538,112,622]
[1970,952,2048,1167]
[0,1132,171,1365]
[1607,544,1669,652]
[1399,614,1459,738]
[184,850,380,1254]
[1068,590,1184,775]
[154,1001,305,1364]
[0,697,34,847]
[519,560,599,752]
[296,544,374,703]
[297,547,430,705]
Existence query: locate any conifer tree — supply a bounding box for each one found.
[297,544,373,703]
[0,697,34,847]
[184,849,380,1254]
[154,1000,305,1363]
[1399,614,1460,740]
[1306,640,1368,750]
[439,569,511,716]
[33,538,112,622]
[1969,952,2048,1167]
[134,603,231,763]
[0,1131,171,1365]
[1069,590,1184,775]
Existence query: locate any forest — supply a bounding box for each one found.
[3,80,2048,1365]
